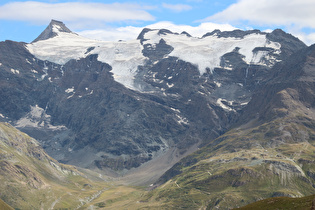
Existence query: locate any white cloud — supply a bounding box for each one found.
[291,32,315,46]
[78,26,144,42]
[0,1,155,26]
[78,21,237,42]
[201,0,315,45]
[162,3,192,12]
[146,21,236,37]
[203,0,315,27]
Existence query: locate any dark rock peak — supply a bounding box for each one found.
[181,31,192,37]
[266,29,307,60]
[202,29,265,39]
[137,28,176,37]
[202,29,221,38]
[137,28,153,40]
[267,28,307,48]
[137,28,153,44]
[158,29,175,35]
[32,19,74,43]
[268,29,299,41]
[137,28,177,44]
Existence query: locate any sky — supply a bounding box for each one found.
[0,0,315,45]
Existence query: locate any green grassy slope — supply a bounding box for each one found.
[140,86,315,209]
[0,198,13,210]
[0,122,110,209]
[140,114,315,209]
[235,194,315,210]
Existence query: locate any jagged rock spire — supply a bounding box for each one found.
[32,20,73,43]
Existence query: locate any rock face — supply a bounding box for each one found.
[0,20,307,180]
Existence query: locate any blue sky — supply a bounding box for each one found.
[1,0,315,45]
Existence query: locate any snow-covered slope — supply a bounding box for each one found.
[27,21,282,90]
[142,30,281,74]
[27,30,146,90]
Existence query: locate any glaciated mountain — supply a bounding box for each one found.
[27,22,287,92]
[0,20,306,183]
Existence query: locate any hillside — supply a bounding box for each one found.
[235,194,315,210]
[0,122,110,209]
[141,45,315,209]
[0,198,13,210]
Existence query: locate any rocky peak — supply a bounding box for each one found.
[202,29,265,39]
[32,19,74,43]
[137,28,153,44]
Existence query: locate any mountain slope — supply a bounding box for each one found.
[0,198,13,210]
[0,122,109,209]
[144,45,315,209]
[0,20,307,182]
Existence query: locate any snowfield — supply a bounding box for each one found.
[142,30,281,74]
[27,25,281,90]
[27,31,147,90]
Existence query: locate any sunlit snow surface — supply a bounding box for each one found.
[143,30,281,74]
[27,29,281,90]
[26,32,147,90]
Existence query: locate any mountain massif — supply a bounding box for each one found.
[1,19,315,209]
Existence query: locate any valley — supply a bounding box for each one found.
[1,19,315,209]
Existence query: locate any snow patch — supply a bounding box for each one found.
[10,68,19,74]
[52,24,62,33]
[176,114,189,125]
[67,94,74,99]
[166,83,174,88]
[251,50,269,64]
[15,105,66,130]
[170,107,180,113]
[65,87,75,93]
[214,81,222,87]
[216,98,235,112]
[26,59,32,64]
[31,69,38,74]
[88,90,94,95]
[240,102,249,106]
[198,91,206,96]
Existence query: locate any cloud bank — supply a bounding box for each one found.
[202,0,315,45]
[0,1,154,25]
[204,0,315,28]
[1,0,315,45]
[162,3,192,12]
[78,21,237,41]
